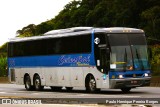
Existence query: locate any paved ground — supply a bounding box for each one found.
[0,104,160,107]
[0,84,160,98]
[0,84,160,107]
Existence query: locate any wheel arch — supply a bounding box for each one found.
[85,73,95,87]
[33,73,39,80]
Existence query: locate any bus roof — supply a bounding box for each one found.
[9,27,144,43]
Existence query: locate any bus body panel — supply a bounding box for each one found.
[9,67,110,89]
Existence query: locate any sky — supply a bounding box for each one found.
[0,0,71,46]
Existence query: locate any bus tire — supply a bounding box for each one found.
[86,75,97,93]
[121,88,131,93]
[24,75,34,91]
[66,87,73,91]
[34,75,44,91]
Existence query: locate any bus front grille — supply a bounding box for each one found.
[125,74,143,78]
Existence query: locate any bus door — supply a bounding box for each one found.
[99,47,110,87]
[99,47,110,75]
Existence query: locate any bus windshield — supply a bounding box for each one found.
[108,34,150,71]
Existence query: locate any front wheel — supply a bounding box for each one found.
[121,88,131,93]
[34,75,44,91]
[86,75,97,93]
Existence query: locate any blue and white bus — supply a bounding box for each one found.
[8,27,151,93]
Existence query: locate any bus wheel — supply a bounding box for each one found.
[86,75,97,93]
[24,75,34,91]
[34,75,44,91]
[66,87,73,91]
[121,88,131,93]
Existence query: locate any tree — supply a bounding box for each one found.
[35,22,54,35]
[17,24,36,37]
[0,56,7,77]
[141,6,160,39]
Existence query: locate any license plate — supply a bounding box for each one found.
[131,81,137,84]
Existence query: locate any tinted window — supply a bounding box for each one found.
[108,34,146,46]
[128,34,146,45]
[108,34,129,46]
[8,34,91,57]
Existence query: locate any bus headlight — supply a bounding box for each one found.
[119,75,123,79]
[144,73,149,77]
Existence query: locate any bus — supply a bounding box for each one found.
[8,27,151,93]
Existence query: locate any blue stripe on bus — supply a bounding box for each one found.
[8,53,96,67]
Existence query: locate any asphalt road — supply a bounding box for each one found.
[0,84,160,98]
[0,84,160,106]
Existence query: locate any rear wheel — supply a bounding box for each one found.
[121,88,131,93]
[24,75,34,91]
[34,75,44,91]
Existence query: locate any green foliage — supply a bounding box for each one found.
[0,56,7,77]
[35,22,54,35]
[150,45,160,76]
[0,43,8,77]
[141,6,160,39]
[17,24,36,37]
[0,43,7,54]
[150,45,160,65]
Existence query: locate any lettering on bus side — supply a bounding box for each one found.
[58,55,90,66]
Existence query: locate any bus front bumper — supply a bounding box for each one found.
[109,77,151,89]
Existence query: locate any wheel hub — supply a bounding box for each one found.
[89,79,96,90]
[35,79,40,89]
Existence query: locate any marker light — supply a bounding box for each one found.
[144,73,149,77]
[112,75,115,79]
[119,75,123,79]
